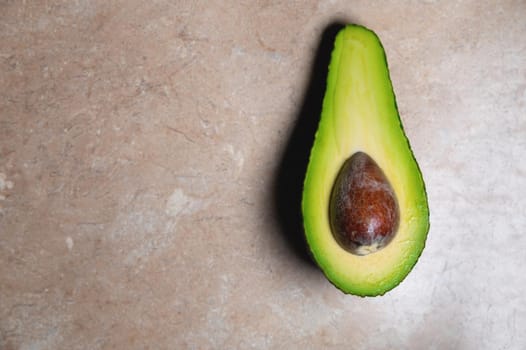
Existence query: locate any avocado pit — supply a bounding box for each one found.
[330,152,399,256]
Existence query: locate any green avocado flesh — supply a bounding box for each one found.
[302,25,429,296]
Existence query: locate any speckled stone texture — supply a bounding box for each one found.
[1,1,525,349]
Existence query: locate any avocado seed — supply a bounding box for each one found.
[329,152,399,255]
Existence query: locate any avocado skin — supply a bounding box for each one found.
[302,24,430,296]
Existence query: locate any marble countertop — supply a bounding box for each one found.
[1,1,525,349]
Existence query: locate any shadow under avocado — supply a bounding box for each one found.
[272,22,346,267]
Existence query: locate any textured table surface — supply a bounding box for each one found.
[1,1,525,349]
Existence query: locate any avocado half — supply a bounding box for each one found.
[302,25,429,296]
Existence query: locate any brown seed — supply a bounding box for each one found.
[329,152,399,255]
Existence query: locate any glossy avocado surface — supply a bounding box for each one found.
[302,25,429,296]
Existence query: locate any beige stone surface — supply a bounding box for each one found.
[1,1,526,349]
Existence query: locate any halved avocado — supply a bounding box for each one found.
[302,25,429,296]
